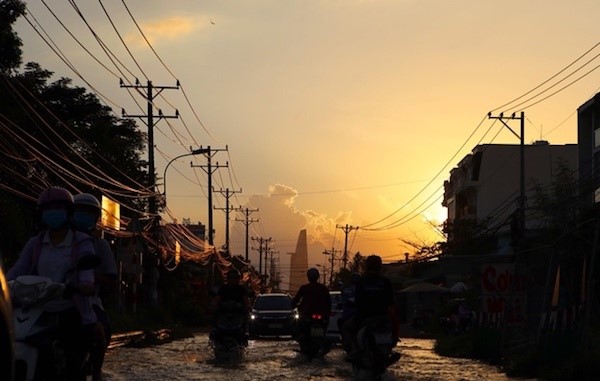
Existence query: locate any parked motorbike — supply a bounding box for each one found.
[10,255,100,381]
[209,300,247,362]
[351,315,400,380]
[295,313,330,359]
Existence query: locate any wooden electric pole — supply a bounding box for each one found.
[120,79,179,218]
[214,188,242,252]
[336,224,359,269]
[488,112,525,240]
[236,207,259,262]
[191,145,228,246]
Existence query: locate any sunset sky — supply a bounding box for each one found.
[14,0,600,277]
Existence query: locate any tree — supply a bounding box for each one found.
[401,238,443,260]
[0,0,24,74]
[530,158,580,235]
[330,253,366,289]
[0,1,148,263]
[349,252,365,273]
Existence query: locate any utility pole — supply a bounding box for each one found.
[191,145,228,246]
[214,188,242,252]
[336,224,359,269]
[120,79,179,218]
[252,238,261,274]
[488,112,525,240]
[269,249,279,288]
[488,112,525,353]
[270,251,282,291]
[322,248,337,286]
[251,236,273,276]
[236,207,258,262]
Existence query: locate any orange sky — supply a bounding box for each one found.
[14,0,600,277]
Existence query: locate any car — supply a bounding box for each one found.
[248,293,299,338]
[0,253,15,381]
[326,290,343,343]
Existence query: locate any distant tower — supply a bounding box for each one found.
[288,229,308,295]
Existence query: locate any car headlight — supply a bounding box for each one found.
[294,312,300,320]
[250,314,256,320]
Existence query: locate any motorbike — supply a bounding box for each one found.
[351,315,400,380]
[295,313,330,359]
[10,255,100,381]
[209,300,248,362]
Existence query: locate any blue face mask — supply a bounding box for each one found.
[72,211,97,232]
[41,210,68,230]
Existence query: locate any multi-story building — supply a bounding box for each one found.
[578,92,600,204]
[443,142,577,254]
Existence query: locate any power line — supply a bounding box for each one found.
[121,79,180,217]
[98,0,148,81]
[361,115,489,229]
[491,40,600,113]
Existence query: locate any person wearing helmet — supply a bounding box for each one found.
[214,269,250,309]
[344,255,400,364]
[291,268,332,356]
[8,186,98,380]
[212,268,250,343]
[73,193,117,306]
[291,267,331,322]
[73,193,117,381]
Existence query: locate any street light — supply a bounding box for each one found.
[162,147,209,200]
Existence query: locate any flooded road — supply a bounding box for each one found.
[102,334,533,380]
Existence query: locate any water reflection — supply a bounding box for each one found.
[103,334,535,380]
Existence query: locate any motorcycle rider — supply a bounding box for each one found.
[8,186,98,380]
[212,269,250,344]
[292,268,331,320]
[343,255,400,364]
[291,267,331,354]
[72,193,117,381]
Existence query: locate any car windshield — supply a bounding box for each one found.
[254,295,292,310]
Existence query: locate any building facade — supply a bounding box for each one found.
[443,142,577,254]
[578,92,600,204]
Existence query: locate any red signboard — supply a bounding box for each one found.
[480,263,526,325]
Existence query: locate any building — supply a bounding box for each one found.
[186,223,207,242]
[288,229,308,294]
[443,142,577,254]
[577,92,600,205]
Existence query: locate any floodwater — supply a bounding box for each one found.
[102,334,535,380]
